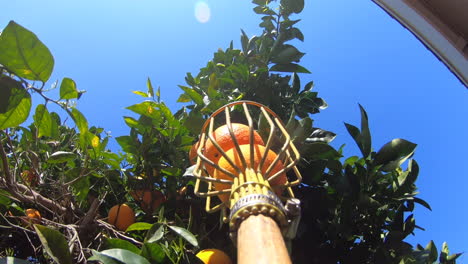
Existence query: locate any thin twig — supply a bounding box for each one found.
[97,219,143,246]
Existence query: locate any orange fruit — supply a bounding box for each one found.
[203,123,264,176]
[130,190,166,213]
[213,144,287,203]
[108,204,135,231]
[189,141,201,165]
[196,249,232,264]
[25,209,41,224]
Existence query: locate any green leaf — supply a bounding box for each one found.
[0,21,54,82]
[178,85,204,105]
[286,27,304,42]
[146,225,164,243]
[88,251,121,264]
[33,104,53,137]
[0,76,32,129]
[303,81,314,92]
[374,139,417,172]
[270,63,310,73]
[59,77,78,100]
[414,197,432,211]
[69,108,89,148]
[132,90,149,98]
[126,222,153,232]
[425,240,438,262]
[105,239,140,254]
[90,249,150,264]
[271,45,305,64]
[141,243,166,263]
[177,93,192,103]
[254,6,276,15]
[447,253,462,262]
[253,0,268,5]
[33,224,72,264]
[240,29,249,53]
[281,0,305,14]
[126,101,161,121]
[344,122,360,143]
[183,110,205,135]
[305,128,336,143]
[302,142,341,160]
[0,257,32,264]
[115,136,139,155]
[168,225,198,247]
[123,116,141,130]
[47,151,76,163]
[358,104,371,157]
[147,77,154,98]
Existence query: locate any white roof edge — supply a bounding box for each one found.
[372,0,468,87]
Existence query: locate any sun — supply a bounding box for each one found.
[194,1,211,23]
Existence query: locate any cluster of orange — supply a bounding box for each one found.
[190,123,287,202]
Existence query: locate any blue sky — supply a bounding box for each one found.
[3,0,467,258]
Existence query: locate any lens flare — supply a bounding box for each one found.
[195,1,211,23]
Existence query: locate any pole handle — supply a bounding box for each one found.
[237,214,292,264]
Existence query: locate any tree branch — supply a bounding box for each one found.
[0,177,67,214]
[0,135,13,186]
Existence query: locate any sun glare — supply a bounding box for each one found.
[194,1,211,23]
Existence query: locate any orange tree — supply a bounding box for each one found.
[0,0,462,263]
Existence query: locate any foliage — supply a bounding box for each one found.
[0,1,461,264]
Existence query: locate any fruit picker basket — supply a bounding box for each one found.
[191,101,302,228]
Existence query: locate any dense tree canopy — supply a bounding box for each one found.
[0,0,461,263]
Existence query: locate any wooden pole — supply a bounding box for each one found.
[237,214,292,264]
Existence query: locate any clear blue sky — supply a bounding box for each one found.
[3,0,467,258]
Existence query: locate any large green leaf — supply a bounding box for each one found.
[343,105,371,158]
[141,243,166,263]
[47,151,76,164]
[358,104,371,157]
[105,239,141,254]
[177,85,204,105]
[0,21,54,82]
[59,77,78,100]
[271,45,305,64]
[33,104,53,137]
[146,224,164,243]
[33,225,72,264]
[374,138,417,172]
[270,63,310,73]
[69,108,89,148]
[88,250,121,264]
[126,101,161,121]
[0,257,32,264]
[0,76,31,129]
[168,225,198,247]
[281,0,305,14]
[116,135,139,155]
[90,249,150,264]
[126,222,153,232]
